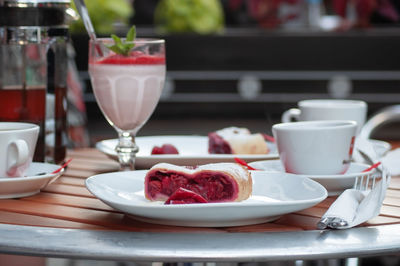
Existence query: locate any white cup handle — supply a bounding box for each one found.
[282,108,301,122]
[7,139,29,170]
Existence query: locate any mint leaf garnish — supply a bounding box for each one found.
[106,25,136,56]
[126,25,136,42]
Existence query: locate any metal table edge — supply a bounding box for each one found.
[1,223,400,262]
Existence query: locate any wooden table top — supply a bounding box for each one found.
[0,147,399,234]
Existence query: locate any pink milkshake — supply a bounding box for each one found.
[89,52,166,133]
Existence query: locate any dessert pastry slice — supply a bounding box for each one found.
[144,162,252,203]
[208,127,269,154]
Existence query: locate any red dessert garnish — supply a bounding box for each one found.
[97,51,165,65]
[165,188,208,205]
[234,157,259,171]
[151,144,179,155]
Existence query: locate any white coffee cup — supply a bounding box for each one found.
[281,99,367,134]
[272,120,357,175]
[0,122,39,178]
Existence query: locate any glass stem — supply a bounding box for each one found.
[115,131,139,171]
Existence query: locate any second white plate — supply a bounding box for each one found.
[96,135,278,169]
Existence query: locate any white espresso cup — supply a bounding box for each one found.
[0,122,39,178]
[281,99,367,134]
[272,120,357,175]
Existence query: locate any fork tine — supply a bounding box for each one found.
[353,174,375,191]
[370,175,376,190]
[364,174,369,190]
[353,176,360,189]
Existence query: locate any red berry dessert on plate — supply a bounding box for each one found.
[144,162,252,204]
[151,144,179,155]
[208,127,269,154]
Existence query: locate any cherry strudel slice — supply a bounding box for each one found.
[208,127,269,154]
[144,162,252,203]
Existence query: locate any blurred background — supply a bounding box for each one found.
[66,0,400,145]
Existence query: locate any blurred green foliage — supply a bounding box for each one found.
[154,0,225,34]
[69,0,133,34]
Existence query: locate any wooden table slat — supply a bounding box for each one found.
[42,183,95,198]
[63,169,100,179]
[0,210,108,230]
[274,214,322,230]
[22,192,117,212]
[55,177,86,186]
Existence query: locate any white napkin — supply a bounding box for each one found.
[381,148,400,175]
[353,137,380,164]
[318,167,389,229]
[319,137,395,229]
[354,137,400,175]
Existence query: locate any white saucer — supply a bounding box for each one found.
[0,162,64,199]
[249,160,376,196]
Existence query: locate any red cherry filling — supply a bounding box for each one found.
[146,171,237,203]
[151,144,179,155]
[208,132,232,154]
[97,52,165,65]
[165,188,208,204]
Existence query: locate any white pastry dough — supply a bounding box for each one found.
[216,127,269,154]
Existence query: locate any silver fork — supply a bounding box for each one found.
[317,171,376,230]
[317,150,380,230]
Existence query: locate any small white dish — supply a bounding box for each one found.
[0,162,64,199]
[96,135,278,169]
[249,160,375,196]
[85,170,327,227]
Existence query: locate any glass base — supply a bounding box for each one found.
[115,132,139,171]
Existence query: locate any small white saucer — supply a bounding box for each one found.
[249,160,376,196]
[0,162,64,199]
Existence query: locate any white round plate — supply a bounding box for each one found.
[0,162,64,199]
[249,160,376,196]
[85,170,327,227]
[96,136,278,169]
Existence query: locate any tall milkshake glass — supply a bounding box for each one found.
[88,38,166,170]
